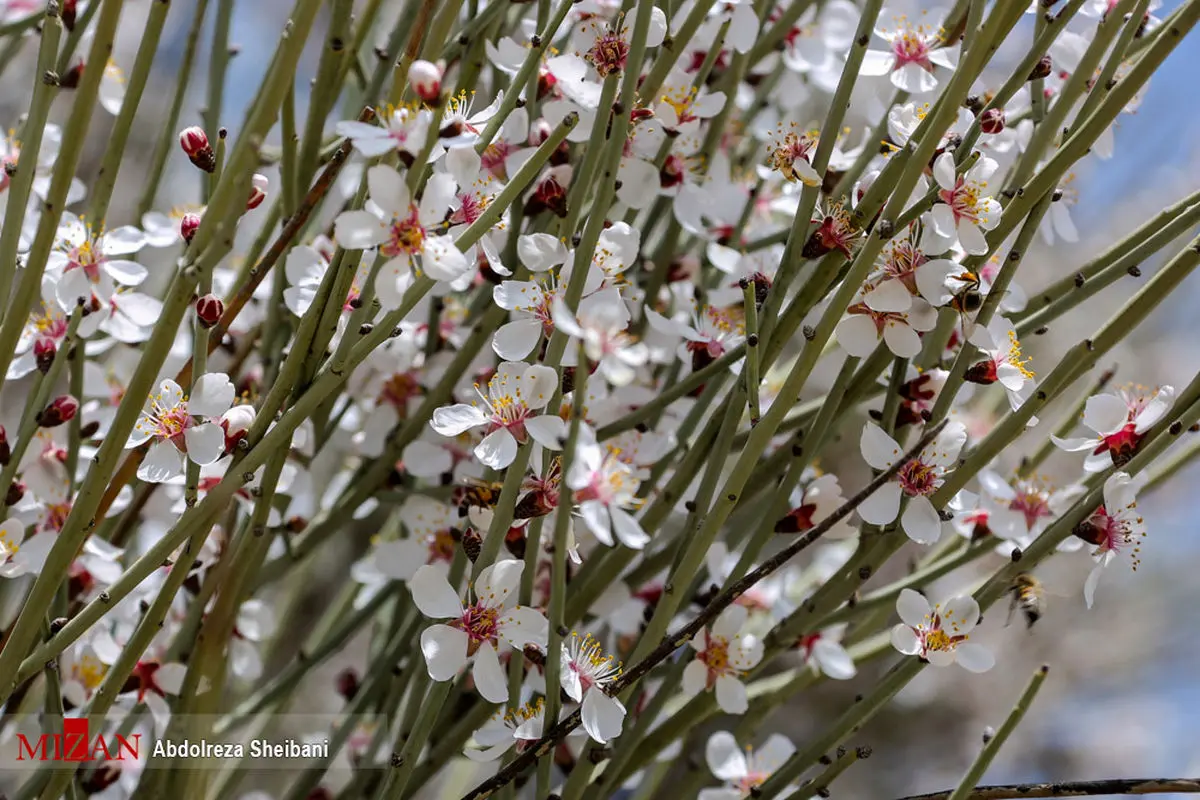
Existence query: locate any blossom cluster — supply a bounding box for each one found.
[0,0,1193,798]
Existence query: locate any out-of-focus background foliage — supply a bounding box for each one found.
[5,0,1197,796]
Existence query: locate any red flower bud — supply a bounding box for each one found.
[62,0,77,31]
[1029,55,1052,82]
[408,60,443,104]
[38,395,79,428]
[980,108,1006,134]
[60,62,83,90]
[180,212,202,243]
[179,126,216,173]
[34,337,56,374]
[335,668,360,701]
[524,169,570,218]
[195,294,224,328]
[6,479,24,507]
[0,425,8,466]
[246,174,268,210]
[963,359,998,385]
[220,405,256,453]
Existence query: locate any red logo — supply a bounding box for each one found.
[16,718,140,762]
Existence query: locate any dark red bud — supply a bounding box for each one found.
[38,395,79,428]
[0,425,8,466]
[179,126,215,173]
[6,479,25,507]
[180,213,202,243]
[246,174,269,210]
[1029,55,1052,81]
[34,337,56,374]
[963,360,998,385]
[62,0,77,30]
[195,294,224,328]
[335,668,360,701]
[980,108,1006,134]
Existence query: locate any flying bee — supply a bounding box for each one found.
[947,270,983,316]
[451,477,505,517]
[1007,573,1046,630]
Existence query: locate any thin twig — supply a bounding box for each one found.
[897,777,1200,800]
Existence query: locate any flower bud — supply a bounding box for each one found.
[6,479,24,507]
[220,405,256,453]
[180,212,202,243]
[0,425,8,466]
[195,294,224,328]
[246,174,269,210]
[335,668,360,701]
[38,395,79,428]
[979,108,1006,135]
[62,0,77,31]
[408,60,443,103]
[1028,55,1052,81]
[179,126,216,173]
[963,360,998,385]
[34,337,56,374]
[461,527,482,562]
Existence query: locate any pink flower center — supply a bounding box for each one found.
[587,31,629,77]
[891,32,932,69]
[938,177,984,225]
[1094,422,1142,463]
[700,632,734,686]
[455,603,500,651]
[896,459,939,496]
[1009,488,1052,532]
[66,241,104,281]
[381,206,426,258]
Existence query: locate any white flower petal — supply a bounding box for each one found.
[421,624,469,681]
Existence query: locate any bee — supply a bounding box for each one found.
[451,477,505,517]
[1007,573,1046,630]
[947,270,983,316]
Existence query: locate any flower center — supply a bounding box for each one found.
[897,459,939,496]
[587,30,629,77]
[701,634,733,682]
[378,371,421,411]
[456,603,500,647]
[382,206,426,258]
[891,31,932,68]
[428,528,457,563]
[940,177,987,225]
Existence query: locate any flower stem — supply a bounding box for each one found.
[948,665,1051,800]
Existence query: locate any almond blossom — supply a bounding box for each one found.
[860,8,957,94]
[890,589,993,672]
[430,361,566,468]
[0,517,53,579]
[568,439,649,550]
[702,731,796,800]
[561,632,626,743]
[124,374,236,483]
[926,152,1002,256]
[835,281,938,358]
[47,214,148,310]
[335,104,431,159]
[464,698,547,762]
[410,560,548,703]
[1052,384,1174,472]
[551,289,648,386]
[334,164,470,305]
[859,421,968,544]
[1075,471,1148,608]
[681,605,763,714]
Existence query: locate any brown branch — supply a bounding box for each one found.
[92,107,373,523]
[896,777,1200,799]
[458,420,950,800]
